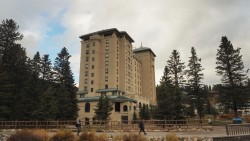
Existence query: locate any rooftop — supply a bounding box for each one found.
[79,28,134,43]
[133,46,156,57]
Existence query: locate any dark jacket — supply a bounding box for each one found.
[138,120,144,129]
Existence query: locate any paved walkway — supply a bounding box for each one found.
[95,126,227,138]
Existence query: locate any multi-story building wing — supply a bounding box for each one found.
[77,28,156,122]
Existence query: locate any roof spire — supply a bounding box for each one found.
[141,42,143,47]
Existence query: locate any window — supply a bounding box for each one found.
[85,103,90,112]
[91,73,94,77]
[105,61,108,66]
[86,50,89,54]
[106,39,109,44]
[85,71,88,76]
[84,79,88,84]
[91,65,94,69]
[123,105,128,112]
[105,69,108,74]
[92,57,95,61]
[84,86,87,91]
[80,94,84,98]
[86,44,89,48]
[101,92,106,96]
[105,85,108,89]
[91,88,93,92]
[105,53,109,58]
[85,64,88,69]
[92,50,95,54]
[86,57,89,61]
[91,80,94,85]
[106,46,109,51]
[105,76,108,82]
[115,102,120,112]
[92,41,95,46]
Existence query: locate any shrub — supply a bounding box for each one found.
[33,130,49,141]
[78,131,96,141]
[7,130,46,141]
[122,133,146,141]
[96,134,108,141]
[166,133,179,141]
[78,131,108,141]
[50,130,76,141]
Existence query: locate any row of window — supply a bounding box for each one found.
[84,102,129,113]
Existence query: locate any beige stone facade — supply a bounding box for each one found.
[77,28,156,122]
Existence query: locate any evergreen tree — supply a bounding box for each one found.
[167,50,186,86]
[216,36,248,117]
[41,54,53,81]
[139,104,150,120]
[155,66,175,119]
[167,50,185,119]
[0,67,12,120]
[38,87,58,120]
[54,47,78,119]
[186,47,205,121]
[0,19,23,53]
[30,52,42,77]
[132,111,138,123]
[0,19,31,120]
[94,95,113,120]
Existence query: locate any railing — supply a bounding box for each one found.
[0,121,75,130]
[0,119,208,130]
[226,124,250,135]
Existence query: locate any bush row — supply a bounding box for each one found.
[6,129,147,141]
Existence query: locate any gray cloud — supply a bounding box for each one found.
[1,0,250,86]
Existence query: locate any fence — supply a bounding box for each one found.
[226,124,250,135]
[0,119,208,130]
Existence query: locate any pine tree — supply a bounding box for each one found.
[54,47,78,119]
[132,111,138,123]
[186,47,205,121]
[167,50,186,119]
[155,66,175,119]
[30,52,42,77]
[41,54,53,81]
[38,87,58,120]
[0,19,31,120]
[216,36,248,117]
[94,95,113,120]
[0,19,23,54]
[167,50,185,86]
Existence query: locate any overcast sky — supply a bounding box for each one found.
[1,0,250,86]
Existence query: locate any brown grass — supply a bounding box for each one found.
[50,130,76,141]
[166,133,179,141]
[122,133,146,141]
[7,130,47,141]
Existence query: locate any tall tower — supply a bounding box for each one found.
[133,46,156,105]
[77,28,156,121]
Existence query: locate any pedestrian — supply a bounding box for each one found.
[76,119,81,136]
[138,118,147,135]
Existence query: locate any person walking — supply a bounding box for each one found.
[138,119,147,135]
[76,119,81,136]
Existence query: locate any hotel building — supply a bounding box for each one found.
[77,28,156,122]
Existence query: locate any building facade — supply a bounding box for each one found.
[77,28,156,122]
